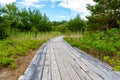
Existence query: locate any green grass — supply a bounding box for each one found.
[65,28,120,71]
[0,32,61,68]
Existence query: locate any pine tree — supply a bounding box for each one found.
[87,0,120,30]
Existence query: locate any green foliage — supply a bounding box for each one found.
[0,32,61,68]
[67,15,87,32]
[55,22,68,33]
[113,66,120,71]
[87,0,120,30]
[0,58,14,67]
[52,15,87,33]
[0,39,43,67]
[117,20,120,27]
[65,28,120,70]
[0,24,9,39]
[0,6,9,39]
[103,56,109,61]
[0,3,53,40]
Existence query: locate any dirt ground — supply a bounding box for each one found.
[0,49,38,80]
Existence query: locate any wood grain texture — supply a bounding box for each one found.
[19,36,120,80]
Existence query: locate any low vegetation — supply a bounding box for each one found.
[65,28,120,70]
[0,32,61,69]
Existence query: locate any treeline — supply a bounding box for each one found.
[1,0,120,39]
[0,3,87,40]
[52,15,87,33]
[0,3,52,39]
[55,0,120,32]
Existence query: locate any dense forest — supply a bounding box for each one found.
[0,0,120,71]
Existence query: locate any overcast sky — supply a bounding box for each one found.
[0,0,95,21]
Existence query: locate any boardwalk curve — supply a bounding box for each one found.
[19,36,120,80]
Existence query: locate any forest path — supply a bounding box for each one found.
[19,36,120,80]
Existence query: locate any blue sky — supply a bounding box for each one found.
[0,0,95,21]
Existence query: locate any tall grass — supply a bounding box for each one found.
[8,31,61,40]
[0,32,61,68]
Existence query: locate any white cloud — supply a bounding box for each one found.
[19,0,45,8]
[0,0,16,4]
[58,0,95,19]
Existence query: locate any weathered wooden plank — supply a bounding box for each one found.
[50,43,61,80]
[60,43,104,80]
[42,44,51,80]
[59,48,81,80]
[115,71,120,76]
[64,43,119,80]
[60,44,92,80]
[53,43,71,80]
[63,43,120,80]
[31,45,47,80]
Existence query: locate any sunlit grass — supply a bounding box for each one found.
[0,32,61,68]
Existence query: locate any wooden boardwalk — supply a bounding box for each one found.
[19,36,120,80]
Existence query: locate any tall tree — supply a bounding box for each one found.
[40,14,51,32]
[2,3,19,31]
[17,9,32,31]
[87,0,120,30]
